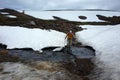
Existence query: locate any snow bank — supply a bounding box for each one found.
[0,26,66,51]
[76,25,120,80]
[0,12,9,15]
[6,15,17,18]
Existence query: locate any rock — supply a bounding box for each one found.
[53,16,69,21]
[0,43,7,49]
[79,16,87,20]
[0,8,83,33]
[96,14,120,24]
[75,58,94,75]
[64,58,94,76]
[0,49,19,62]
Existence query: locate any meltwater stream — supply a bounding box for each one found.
[8,46,95,63]
[0,46,95,80]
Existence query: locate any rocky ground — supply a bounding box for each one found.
[0,8,120,33]
[0,8,82,33]
[0,49,19,62]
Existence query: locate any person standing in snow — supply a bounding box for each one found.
[65,30,75,46]
[65,30,75,53]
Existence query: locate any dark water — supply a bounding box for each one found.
[7,46,95,63]
[71,46,95,58]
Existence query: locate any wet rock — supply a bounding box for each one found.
[13,48,33,51]
[64,58,94,76]
[62,45,95,79]
[81,76,90,80]
[0,50,19,62]
[1,72,11,74]
[84,46,95,52]
[75,58,94,75]
[42,47,58,51]
[0,65,3,72]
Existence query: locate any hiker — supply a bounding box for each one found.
[65,30,75,46]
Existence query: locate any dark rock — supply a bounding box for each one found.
[84,46,95,53]
[0,50,19,62]
[64,58,94,76]
[0,67,3,72]
[0,8,83,33]
[0,43,7,49]
[75,58,94,75]
[79,16,87,20]
[82,77,90,80]
[13,48,33,51]
[96,15,108,21]
[96,14,120,24]
[42,47,58,51]
[53,16,69,21]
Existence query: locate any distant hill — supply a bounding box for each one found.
[44,9,118,12]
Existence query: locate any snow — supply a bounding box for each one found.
[0,26,66,51]
[26,11,120,22]
[1,25,120,79]
[76,25,120,57]
[0,10,120,80]
[6,15,17,18]
[52,47,63,51]
[76,25,120,80]
[0,11,16,18]
[0,12,9,15]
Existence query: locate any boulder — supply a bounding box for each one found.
[79,16,87,20]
